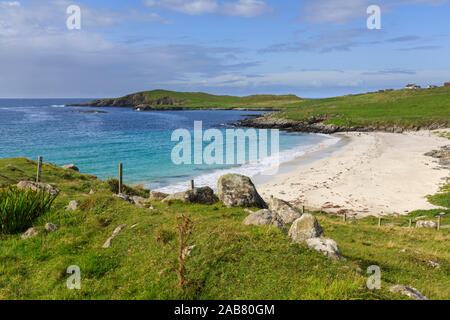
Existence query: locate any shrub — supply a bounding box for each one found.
[0,187,57,234]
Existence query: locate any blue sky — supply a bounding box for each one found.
[0,0,449,98]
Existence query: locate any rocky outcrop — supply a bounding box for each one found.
[148,190,169,201]
[425,145,450,169]
[70,93,185,108]
[217,174,267,208]
[288,214,324,243]
[66,200,80,211]
[102,224,127,248]
[16,181,59,196]
[163,187,219,205]
[305,237,344,261]
[132,196,147,208]
[389,285,428,300]
[269,196,302,224]
[288,214,344,260]
[21,227,39,240]
[237,113,449,134]
[416,220,437,229]
[114,193,136,204]
[242,209,286,232]
[45,223,58,232]
[62,164,79,172]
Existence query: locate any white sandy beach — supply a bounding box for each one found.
[256,130,449,217]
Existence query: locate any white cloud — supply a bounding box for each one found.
[144,0,272,17]
[300,0,450,25]
[0,1,21,7]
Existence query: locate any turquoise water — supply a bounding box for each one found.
[0,99,338,191]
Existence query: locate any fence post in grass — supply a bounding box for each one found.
[343,213,347,222]
[378,216,382,227]
[409,219,412,228]
[437,215,441,231]
[190,179,194,190]
[36,156,43,183]
[302,205,305,214]
[118,163,123,194]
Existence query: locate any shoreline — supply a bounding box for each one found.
[255,130,449,218]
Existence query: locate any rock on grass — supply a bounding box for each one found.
[217,174,267,208]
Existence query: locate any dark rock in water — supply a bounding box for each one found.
[217,174,267,208]
[69,110,107,114]
[163,187,218,205]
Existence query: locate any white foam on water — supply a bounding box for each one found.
[51,105,66,108]
[154,134,341,193]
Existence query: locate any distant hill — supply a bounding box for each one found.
[69,89,304,110]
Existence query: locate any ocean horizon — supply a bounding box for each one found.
[0,98,339,192]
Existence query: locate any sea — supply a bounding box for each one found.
[0,99,340,192]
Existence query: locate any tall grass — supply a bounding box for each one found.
[0,187,57,234]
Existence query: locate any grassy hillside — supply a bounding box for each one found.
[78,89,303,110]
[0,158,448,300]
[280,87,450,128]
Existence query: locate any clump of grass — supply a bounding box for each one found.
[0,187,57,234]
[105,178,149,198]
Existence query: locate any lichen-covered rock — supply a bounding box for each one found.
[389,285,428,300]
[269,197,302,224]
[132,196,147,208]
[45,223,58,232]
[114,193,136,204]
[16,181,59,196]
[148,190,169,201]
[62,164,79,172]
[163,187,218,205]
[288,214,324,243]
[416,220,437,229]
[243,209,285,232]
[66,200,80,211]
[21,227,40,240]
[306,237,344,260]
[217,174,267,208]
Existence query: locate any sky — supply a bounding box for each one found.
[0,0,449,98]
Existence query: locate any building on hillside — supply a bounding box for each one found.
[426,85,438,89]
[445,82,450,87]
[404,84,421,90]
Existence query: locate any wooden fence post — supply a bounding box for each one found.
[190,180,194,190]
[437,215,441,231]
[302,206,305,214]
[409,219,412,228]
[378,216,382,227]
[36,156,43,183]
[343,213,347,222]
[118,163,123,194]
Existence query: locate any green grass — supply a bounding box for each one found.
[91,89,304,110]
[279,87,450,128]
[0,188,57,234]
[0,158,448,300]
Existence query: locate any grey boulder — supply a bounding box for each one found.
[243,209,286,232]
[62,164,79,172]
[217,174,267,208]
[269,196,302,224]
[416,220,437,229]
[306,237,345,261]
[163,187,219,205]
[16,181,59,196]
[288,214,324,243]
[21,227,40,240]
[389,285,428,300]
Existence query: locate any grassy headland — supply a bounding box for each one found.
[72,87,450,131]
[0,158,448,300]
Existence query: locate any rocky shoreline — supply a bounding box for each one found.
[235,113,449,134]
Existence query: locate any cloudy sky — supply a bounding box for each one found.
[0,0,449,98]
